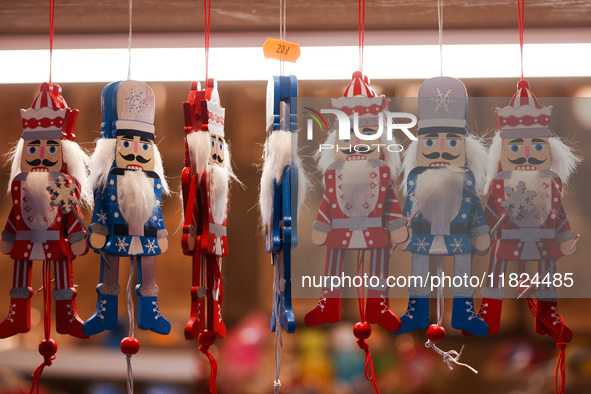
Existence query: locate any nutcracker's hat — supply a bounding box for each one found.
[182,78,225,138]
[331,71,387,128]
[20,82,78,141]
[101,80,155,140]
[417,76,468,135]
[496,80,551,139]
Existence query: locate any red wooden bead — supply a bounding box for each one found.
[120,337,140,355]
[426,324,446,343]
[38,339,58,357]
[353,322,372,340]
[198,330,216,346]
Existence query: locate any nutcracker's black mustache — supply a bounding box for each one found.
[120,153,151,163]
[508,157,547,165]
[422,152,460,160]
[211,154,224,163]
[26,159,58,167]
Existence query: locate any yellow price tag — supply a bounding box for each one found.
[263,38,301,63]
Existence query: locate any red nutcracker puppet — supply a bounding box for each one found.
[477,80,580,341]
[0,82,90,339]
[182,79,236,359]
[306,72,408,331]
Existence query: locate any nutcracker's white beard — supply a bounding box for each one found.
[341,160,374,216]
[118,170,156,226]
[414,167,464,229]
[209,165,229,225]
[23,172,53,221]
[507,170,550,225]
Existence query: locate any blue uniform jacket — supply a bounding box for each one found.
[89,168,167,256]
[403,167,488,255]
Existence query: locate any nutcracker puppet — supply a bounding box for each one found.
[0,82,90,339]
[182,79,236,342]
[305,72,408,331]
[83,80,171,336]
[476,80,579,340]
[396,76,490,337]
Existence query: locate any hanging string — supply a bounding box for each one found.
[273,253,283,394]
[526,298,567,394]
[437,0,444,76]
[517,0,525,80]
[358,0,366,73]
[30,261,57,394]
[124,257,137,394]
[278,0,287,76]
[436,257,444,326]
[48,0,55,84]
[204,0,211,82]
[127,0,133,80]
[355,251,379,394]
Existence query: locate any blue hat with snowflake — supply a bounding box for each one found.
[417,76,468,135]
[100,80,156,140]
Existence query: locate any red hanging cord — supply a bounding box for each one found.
[358,0,366,73]
[526,298,567,394]
[198,331,218,394]
[204,0,211,82]
[516,0,525,81]
[30,261,57,394]
[48,0,55,84]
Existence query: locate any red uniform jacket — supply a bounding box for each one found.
[313,159,404,249]
[2,173,87,261]
[485,170,574,261]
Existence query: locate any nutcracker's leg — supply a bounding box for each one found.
[366,248,401,331]
[54,259,88,338]
[185,248,206,340]
[83,253,120,336]
[304,248,344,326]
[451,253,488,337]
[396,253,430,334]
[136,255,171,335]
[211,255,226,338]
[534,259,572,342]
[472,250,507,335]
[0,260,33,338]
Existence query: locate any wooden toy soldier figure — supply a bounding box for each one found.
[397,76,490,337]
[84,80,171,336]
[182,79,236,341]
[306,72,408,331]
[477,80,579,340]
[0,82,90,339]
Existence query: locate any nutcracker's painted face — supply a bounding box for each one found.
[334,126,381,162]
[500,136,551,171]
[416,132,466,167]
[115,135,155,171]
[209,135,225,166]
[21,139,63,173]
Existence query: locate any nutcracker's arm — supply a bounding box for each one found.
[484,188,500,239]
[65,181,89,256]
[0,188,18,254]
[181,170,199,255]
[88,187,109,250]
[312,184,332,234]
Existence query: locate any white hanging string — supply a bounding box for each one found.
[125,257,137,394]
[436,256,444,326]
[437,0,443,76]
[127,0,133,80]
[273,253,283,394]
[279,0,286,76]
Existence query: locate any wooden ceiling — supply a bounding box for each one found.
[1,0,591,35]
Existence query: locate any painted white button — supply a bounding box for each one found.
[27,244,31,249]
[153,216,157,221]
[346,232,351,237]
[13,200,17,204]
[542,251,547,256]
[24,252,28,257]
[111,195,116,201]
[328,175,333,179]
[332,204,337,208]
[538,242,543,247]
[467,180,473,185]
[110,180,114,185]
[378,203,383,208]
[13,186,17,191]
[342,240,347,245]
[157,184,162,189]
[57,217,61,222]
[329,188,334,193]
[517,242,523,247]
[409,180,415,186]
[465,198,471,202]
[551,214,556,219]
[381,187,386,191]
[114,212,119,218]
[514,251,519,256]
[461,214,467,219]
[553,198,558,202]
[44,244,49,250]
[497,198,502,203]
[47,253,51,258]
[365,232,370,236]
[16,215,20,220]
[496,184,501,189]
[369,240,374,245]
[383,173,387,178]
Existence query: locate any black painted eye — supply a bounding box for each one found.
[510,144,519,152]
[123,141,131,149]
[142,143,149,151]
[424,138,434,147]
[448,139,458,148]
[219,142,223,151]
[28,146,37,154]
[535,143,543,152]
[48,146,57,154]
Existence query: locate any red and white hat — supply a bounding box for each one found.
[331,71,387,128]
[496,80,552,139]
[20,82,78,141]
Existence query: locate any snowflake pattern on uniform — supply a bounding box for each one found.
[124,88,148,115]
[502,180,536,217]
[115,237,130,252]
[450,237,465,253]
[47,177,78,213]
[146,239,157,254]
[430,88,456,112]
[96,210,107,224]
[413,236,429,252]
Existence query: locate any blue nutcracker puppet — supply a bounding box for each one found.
[397,76,491,337]
[83,80,171,336]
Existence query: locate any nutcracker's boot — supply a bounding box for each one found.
[136,285,171,335]
[185,286,206,340]
[83,284,119,336]
[365,289,401,332]
[535,300,573,343]
[396,297,429,334]
[54,288,88,339]
[304,289,342,326]
[451,297,489,337]
[212,285,226,339]
[462,288,504,337]
[0,287,33,338]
